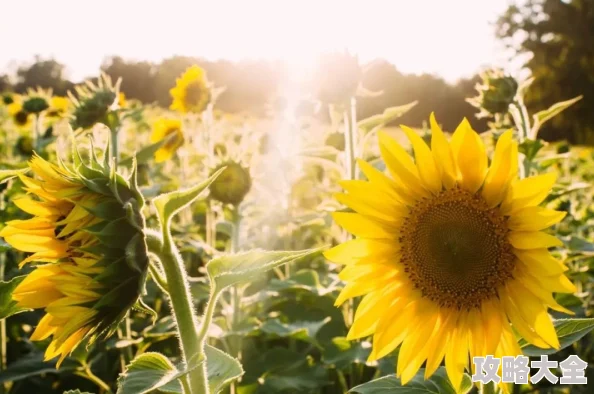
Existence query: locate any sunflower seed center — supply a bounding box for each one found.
[400,187,515,309]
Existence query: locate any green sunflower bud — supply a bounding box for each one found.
[0,147,149,366]
[209,161,252,206]
[2,93,14,105]
[22,96,50,114]
[70,74,120,130]
[468,69,519,116]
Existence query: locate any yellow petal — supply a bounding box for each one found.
[450,119,487,193]
[30,314,57,341]
[357,159,415,205]
[515,270,574,315]
[324,238,398,265]
[507,207,566,231]
[481,298,504,355]
[331,212,395,238]
[501,173,557,215]
[401,125,442,193]
[377,131,428,197]
[508,231,563,249]
[429,113,458,188]
[506,281,560,348]
[424,309,455,379]
[482,130,516,207]
[499,287,550,348]
[445,312,469,391]
[514,248,567,275]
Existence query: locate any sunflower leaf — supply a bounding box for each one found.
[0,168,28,185]
[205,344,243,394]
[531,95,582,139]
[358,101,418,133]
[206,248,323,292]
[350,367,472,394]
[521,318,594,356]
[119,133,176,167]
[0,275,29,320]
[153,169,224,231]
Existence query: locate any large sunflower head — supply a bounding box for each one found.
[325,114,575,389]
[70,74,120,130]
[0,149,149,366]
[170,65,211,114]
[150,118,184,163]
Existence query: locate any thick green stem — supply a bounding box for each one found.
[480,382,499,394]
[229,207,242,394]
[0,252,6,394]
[33,114,41,153]
[510,100,532,179]
[152,228,207,394]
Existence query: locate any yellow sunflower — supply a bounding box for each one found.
[170,65,211,114]
[0,154,149,366]
[151,118,185,163]
[47,96,70,117]
[7,102,32,127]
[325,114,575,389]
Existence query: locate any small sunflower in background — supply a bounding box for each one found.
[170,65,211,114]
[7,102,32,128]
[151,118,185,163]
[70,73,120,130]
[209,160,252,206]
[47,96,70,117]
[0,150,149,366]
[325,114,575,389]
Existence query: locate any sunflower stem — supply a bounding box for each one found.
[32,113,41,153]
[229,206,242,394]
[0,251,6,394]
[156,228,207,394]
[480,382,500,394]
[510,99,532,178]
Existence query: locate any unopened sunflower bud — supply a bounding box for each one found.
[468,69,518,116]
[22,96,50,114]
[0,151,149,366]
[209,161,251,206]
[15,136,33,156]
[2,93,14,105]
[70,74,119,130]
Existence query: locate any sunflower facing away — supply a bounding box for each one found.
[170,65,211,114]
[324,114,575,389]
[0,152,149,366]
[151,118,185,163]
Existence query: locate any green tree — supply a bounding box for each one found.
[496,0,594,144]
[102,56,157,103]
[14,56,72,95]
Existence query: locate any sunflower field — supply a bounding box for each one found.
[0,61,593,394]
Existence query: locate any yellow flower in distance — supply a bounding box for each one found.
[151,118,184,163]
[0,153,149,366]
[47,96,70,117]
[170,65,211,114]
[325,114,575,389]
[7,102,31,127]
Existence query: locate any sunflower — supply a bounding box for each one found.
[151,118,184,163]
[47,96,70,117]
[170,65,211,114]
[7,102,32,127]
[324,114,575,389]
[0,153,149,366]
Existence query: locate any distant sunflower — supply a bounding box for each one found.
[47,96,70,117]
[151,118,184,163]
[170,65,211,114]
[325,114,575,389]
[7,102,31,127]
[0,153,149,366]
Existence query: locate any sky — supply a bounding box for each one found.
[0,0,516,83]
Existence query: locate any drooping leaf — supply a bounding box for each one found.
[116,352,201,394]
[119,132,177,167]
[205,344,244,394]
[259,318,331,346]
[0,275,29,320]
[531,96,582,138]
[206,248,322,292]
[521,318,594,356]
[153,169,224,230]
[0,353,76,383]
[358,101,418,133]
[350,368,472,394]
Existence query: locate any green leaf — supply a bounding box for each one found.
[116,352,202,394]
[0,168,28,185]
[205,344,244,394]
[322,337,372,370]
[350,368,472,394]
[119,133,176,167]
[0,239,12,253]
[153,169,224,230]
[63,390,94,394]
[0,353,76,383]
[358,101,418,133]
[0,276,29,320]
[531,95,582,138]
[206,248,322,292]
[565,236,594,253]
[259,318,331,346]
[521,318,594,356]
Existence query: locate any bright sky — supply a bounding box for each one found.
[0,0,514,83]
